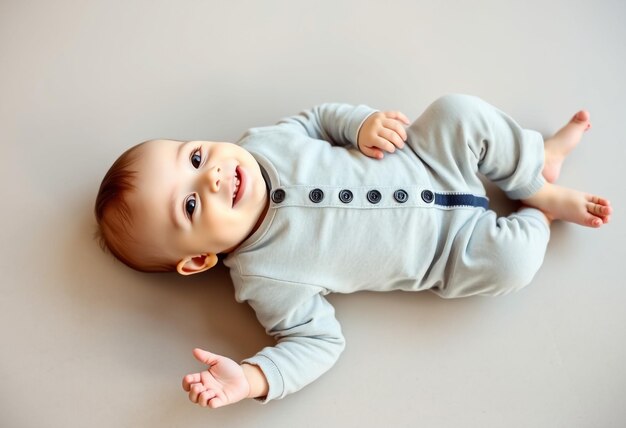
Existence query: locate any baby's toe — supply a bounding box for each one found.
[574,110,591,130]
[574,110,590,121]
[586,202,608,216]
[589,195,611,206]
[585,215,603,228]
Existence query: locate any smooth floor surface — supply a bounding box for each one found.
[1,1,625,427]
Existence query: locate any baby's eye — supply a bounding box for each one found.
[190,148,202,169]
[185,195,196,218]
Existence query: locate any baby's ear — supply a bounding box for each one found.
[176,254,218,276]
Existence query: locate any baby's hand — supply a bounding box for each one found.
[358,111,410,159]
[182,348,249,409]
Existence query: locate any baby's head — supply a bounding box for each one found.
[95,139,269,274]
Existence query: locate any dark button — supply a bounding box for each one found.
[393,189,409,203]
[421,190,434,203]
[366,189,382,204]
[271,189,286,203]
[309,188,324,203]
[338,189,353,203]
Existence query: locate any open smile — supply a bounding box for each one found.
[232,166,244,207]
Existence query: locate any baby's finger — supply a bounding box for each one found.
[199,389,217,407]
[382,118,408,142]
[193,348,219,367]
[377,129,403,151]
[383,111,411,125]
[209,395,228,409]
[182,373,202,391]
[380,123,406,148]
[360,144,385,159]
[372,135,397,154]
[189,382,206,403]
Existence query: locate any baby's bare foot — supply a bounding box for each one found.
[549,189,611,228]
[543,111,591,183]
[524,183,612,228]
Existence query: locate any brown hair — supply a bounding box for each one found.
[94,142,175,272]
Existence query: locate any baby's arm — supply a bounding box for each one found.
[241,290,346,402]
[276,103,381,147]
[181,289,345,407]
[276,103,409,157]
[277,103,370,144]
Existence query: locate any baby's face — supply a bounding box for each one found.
[130,139,268,268]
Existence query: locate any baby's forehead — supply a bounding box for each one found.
[141,138,181,153]
[130,140,182,218]
[136,139,181,170]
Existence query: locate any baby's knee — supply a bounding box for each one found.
[439,242,544,298]
[481,241,545,296]
[425,94,483,121]
[487,257,539,296]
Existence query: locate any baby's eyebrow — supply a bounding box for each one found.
[169,142,186,230]
[175,140,187,164]
[169,191,182,230]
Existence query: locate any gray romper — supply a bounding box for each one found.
[223,94,550,401]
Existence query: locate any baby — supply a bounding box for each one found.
[95,94,611,408]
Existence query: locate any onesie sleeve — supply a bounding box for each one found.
[235,277,345,402]
[276,103,377,148]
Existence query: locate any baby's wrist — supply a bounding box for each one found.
[241,363,269,399]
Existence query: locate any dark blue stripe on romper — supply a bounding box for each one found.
[434,193,489,209]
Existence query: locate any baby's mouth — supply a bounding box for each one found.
[232,167,242,207]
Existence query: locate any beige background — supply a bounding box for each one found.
[1,1,625,427]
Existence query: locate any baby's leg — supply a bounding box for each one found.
[407,94,546,199]
[408,95,612,228]
[432,208,550,298]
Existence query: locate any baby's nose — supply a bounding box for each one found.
[205,166,221,192]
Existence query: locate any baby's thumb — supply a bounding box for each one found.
[193,348,219,367]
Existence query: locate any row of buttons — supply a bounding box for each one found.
[271,188,435,205]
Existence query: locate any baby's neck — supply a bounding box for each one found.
[251,191,270,237]
[227,190,270,254]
